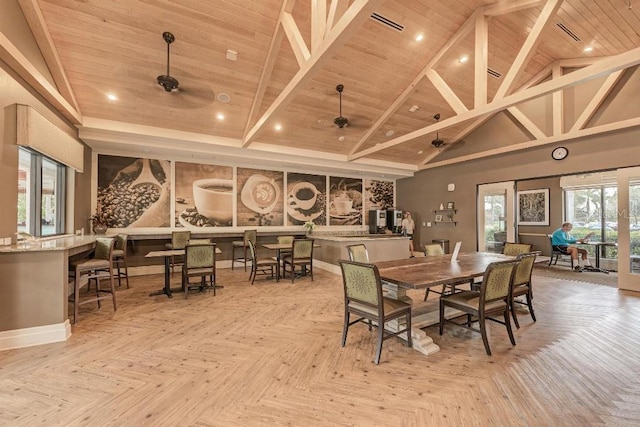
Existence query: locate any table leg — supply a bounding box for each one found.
[149,256,182,298]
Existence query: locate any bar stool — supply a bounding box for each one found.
[232,229,257,271]
[112,233,129,288]
[68,237,117,324]
[165,230,191,274]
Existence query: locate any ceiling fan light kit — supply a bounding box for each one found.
[157,31,179,92]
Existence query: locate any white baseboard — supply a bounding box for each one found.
[0,321,71,351]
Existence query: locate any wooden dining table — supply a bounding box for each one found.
[374,252,513,355]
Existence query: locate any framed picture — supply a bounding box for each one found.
[447,201,455,209]
[517,188,549,226]
[435,214,443,222]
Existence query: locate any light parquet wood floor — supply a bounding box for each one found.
[1,267,639,426]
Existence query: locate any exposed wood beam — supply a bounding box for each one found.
[348,8,483,156]
[281,12,310,67]
[18,0,81,114]
[552,65,563,136]
[0,32,81,125]
[507,106,547,139]
[326,0,348,34]
[311,0,326,51]
[425,70,468,114]
[243,0,294,141]
[420,116,640,170]
[474,13,488,108]
[243,0,384,146]
[494,0,563,100]
[570,69,625,132]
[484,0,544,16]
[556,57,609,68]
[350,47,640,160]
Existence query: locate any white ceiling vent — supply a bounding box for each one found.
[556,22,581,42]
[370,13,404,32]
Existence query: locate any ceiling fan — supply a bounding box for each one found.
[431,113,445,148]
[334,84,349,128]
[157,31,179,92]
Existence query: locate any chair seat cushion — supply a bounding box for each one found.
[512,285,530,297]
[256,259,278,267]
[349,297,410,317]
[71,258,110,271]
[232,241,244,246]
[112,249,125,257]
[186,268,215,277]
[442,291,507,312]
[165,243,174,249]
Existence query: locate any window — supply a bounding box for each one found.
[18,147,66,237]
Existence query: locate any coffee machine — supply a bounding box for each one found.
[386,209,403,233]
[368,210,387,234]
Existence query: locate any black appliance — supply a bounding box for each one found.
[368,210,387,234]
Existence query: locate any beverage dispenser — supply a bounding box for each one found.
[387,209,403,233]
[368,210,387,234]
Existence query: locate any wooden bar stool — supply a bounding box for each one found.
[68,237,117,324]
[232,229,256,271]
[112,233,129,288]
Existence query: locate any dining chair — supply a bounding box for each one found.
[282,238,314,283]
[182,242,217,299]
[247,240,279,284]
[510,252,538,328]
[502,242,533,256]
[547,234,574,268]
[165,230,191,274]
[439,259,520,356]
[276,235,295,275]
[112,233,129,288]
[346,243,369,262]
[232,229,257,271]
[69,237,117,324]
[339,260,412,364]
[422,244,467,301]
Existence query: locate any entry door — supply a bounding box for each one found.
[477,182,515,252]
[617,167,640,291]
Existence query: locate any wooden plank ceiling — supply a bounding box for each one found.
[19,0,640,171]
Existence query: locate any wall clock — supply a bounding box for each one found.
[551,147,568,161]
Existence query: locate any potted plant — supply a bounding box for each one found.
[303,220,315,235]
[90,203,108,235]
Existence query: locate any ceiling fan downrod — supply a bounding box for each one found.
[157,31,179,92]
[334,84,349,128]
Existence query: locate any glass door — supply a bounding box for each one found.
[477,182,515,252]
[617,167,640,291]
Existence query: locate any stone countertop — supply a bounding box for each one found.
[313,234,407,242]
[0,235,97,253]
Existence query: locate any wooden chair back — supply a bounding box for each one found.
[346,244,369,262]
[503,242,533,256]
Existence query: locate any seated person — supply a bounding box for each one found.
[551,222,591,270]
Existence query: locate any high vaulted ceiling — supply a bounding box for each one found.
[9,0,640,176]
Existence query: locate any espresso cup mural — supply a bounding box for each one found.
[329,176,363,226]
[175,162,233,228]
[287,173,326,226]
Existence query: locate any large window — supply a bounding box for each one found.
[18,147,66,237]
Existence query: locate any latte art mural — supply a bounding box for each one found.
[237,168,284,226]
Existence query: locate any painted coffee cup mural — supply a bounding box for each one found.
[97,155,171,228]
[287,173,326,226]
[329,176,362,225]
[237,168,284,226]
[175,162,233,227]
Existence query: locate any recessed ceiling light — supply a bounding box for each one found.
[107,93,118,101]
[217,93,231,103]
[385,130,395,137]
[409,105,419,113]
[417,150,423,154]
[338,136,345,142]
[415,34,424,42]
[458,55,469,63]
[584,46,593,52]
[216,113,225,120]
[274,123,282,131]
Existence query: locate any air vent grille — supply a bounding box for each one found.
[487,68,502,79]
[556,22,581,42]
[370,13,404,32]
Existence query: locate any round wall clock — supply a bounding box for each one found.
[551,146,569,161]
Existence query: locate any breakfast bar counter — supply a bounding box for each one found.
[0,235,97,350]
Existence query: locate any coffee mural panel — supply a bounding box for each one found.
[286,173,326,226]
[97,155,171,228]
[237,168,284,226]
[175,162,233,228]
[329,176,362,226]
[364,179,395,225]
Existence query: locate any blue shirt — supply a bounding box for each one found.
[551,228,577,246]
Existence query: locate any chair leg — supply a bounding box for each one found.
[406,312,412,348]
[505,310,516,346]
[341,309,350,347]
[439,300,445,335]
[374,320,384,364]
[527,291,536,322]
[478,313,491,356]
[423,288,430,301]
[109,271,117,311]
[511,298,521,329]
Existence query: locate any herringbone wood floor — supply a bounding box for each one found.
[1,267,639,426]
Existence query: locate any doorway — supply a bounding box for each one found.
[477,182,515,252]
[617,167,640,291]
